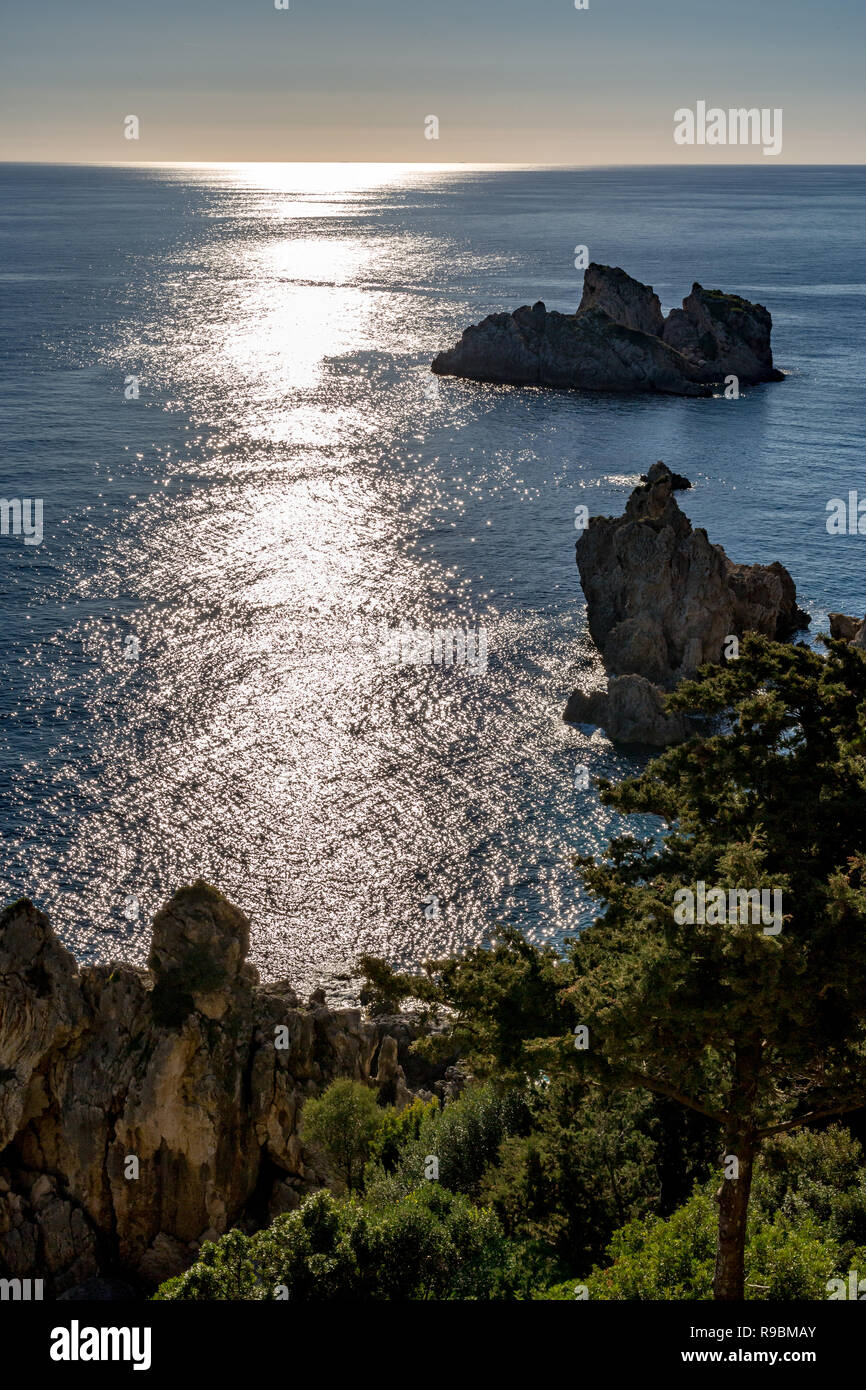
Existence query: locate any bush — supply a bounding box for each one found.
[370,1096,439,1174]
[587,1190,718,1300]
[585,1181,861,1301]
[480,1085,658,1273]
[364,1081,531,1204]
[751,1126,866,1268]
[300,1080,384,1193]
[156,1186,518,1301]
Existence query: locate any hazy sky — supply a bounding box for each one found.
[1,0,864,164]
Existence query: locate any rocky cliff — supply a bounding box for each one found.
[0,882,445,1297]
[431,264,783,396]
[564,462,809,744]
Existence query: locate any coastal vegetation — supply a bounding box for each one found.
[157,634,866,1300]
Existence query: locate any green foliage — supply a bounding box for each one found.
[154,1090,866,1301]
[152,1229,259,1301]
[480,1084,660,1272]
[585,1183,861,1302]
[567,636,866,1296]
[587,1191,718,1300]
[370,1096,439,1173]
[356,954,438,1018]
[532,1279,584,1301]
[360,925,576,1078]
[156,1186,518,1301]
[751,1125,866,1269]
[300,1080,384,1193]
[364,1080,531,1205]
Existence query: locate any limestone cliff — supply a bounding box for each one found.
[0,882,444,1296]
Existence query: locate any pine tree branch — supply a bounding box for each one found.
[627,1071,728,1125]
[757,1100,866,1139]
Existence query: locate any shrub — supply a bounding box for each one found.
[364,1080,531,1204]
[156,1186,517,1301]
[751,1126,866,1268]
[300,1079,384,1193]
[370,1096,439,1173]
[586,1181,859,1301]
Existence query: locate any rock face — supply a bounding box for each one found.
[0,882,445,1296]
[564,462,809,745]
[829,612,866,650]
[662,284,783,386]
[563,674,694,748]
[432,264,783,396]
[578,262,665,338]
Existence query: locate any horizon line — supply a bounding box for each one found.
[2,159,865,170]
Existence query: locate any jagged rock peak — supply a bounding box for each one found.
[578,263,665,338]
[563,463,809,745]
[147,879,257,1022]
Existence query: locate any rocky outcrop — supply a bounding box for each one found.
[432,301,710,397]
[0,882,446,1297]
[563,673,695,748]
[432,264,783,396]
[829,612,866,650]
[564,462,809,745]
[662,284,783,385]
[578,262,665,338]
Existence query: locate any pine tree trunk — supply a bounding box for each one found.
[713,1130,755,1300]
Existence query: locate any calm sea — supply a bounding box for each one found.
[1,163,864,997]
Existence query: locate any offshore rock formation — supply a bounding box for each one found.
[0,882,446,1297]
[431,264,783,397]
[564,673,695,748]
[661,282,782,386]
[578,262,665,338]
[564,462,809,745]
[829,612,866,650]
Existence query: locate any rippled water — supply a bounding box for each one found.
[1,163,864,998]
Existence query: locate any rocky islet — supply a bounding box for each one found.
[432,263,784,396]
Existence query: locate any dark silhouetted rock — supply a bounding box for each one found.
[662,283,783,384]
[432,299,709,397]
[578,262,664,337]
[432,265,783,396]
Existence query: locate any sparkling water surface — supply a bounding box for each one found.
[1,163,864,998]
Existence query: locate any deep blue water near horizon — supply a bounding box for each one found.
[1,163,864,999]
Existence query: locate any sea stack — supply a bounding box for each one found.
[563,462,809,744]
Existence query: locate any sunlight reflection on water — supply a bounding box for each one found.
[4,162,861,998]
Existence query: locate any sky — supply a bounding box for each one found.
[0,0,864,164]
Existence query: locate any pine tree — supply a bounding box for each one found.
[570,635,866,1298]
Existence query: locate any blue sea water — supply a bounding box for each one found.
[0,162,864,998]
